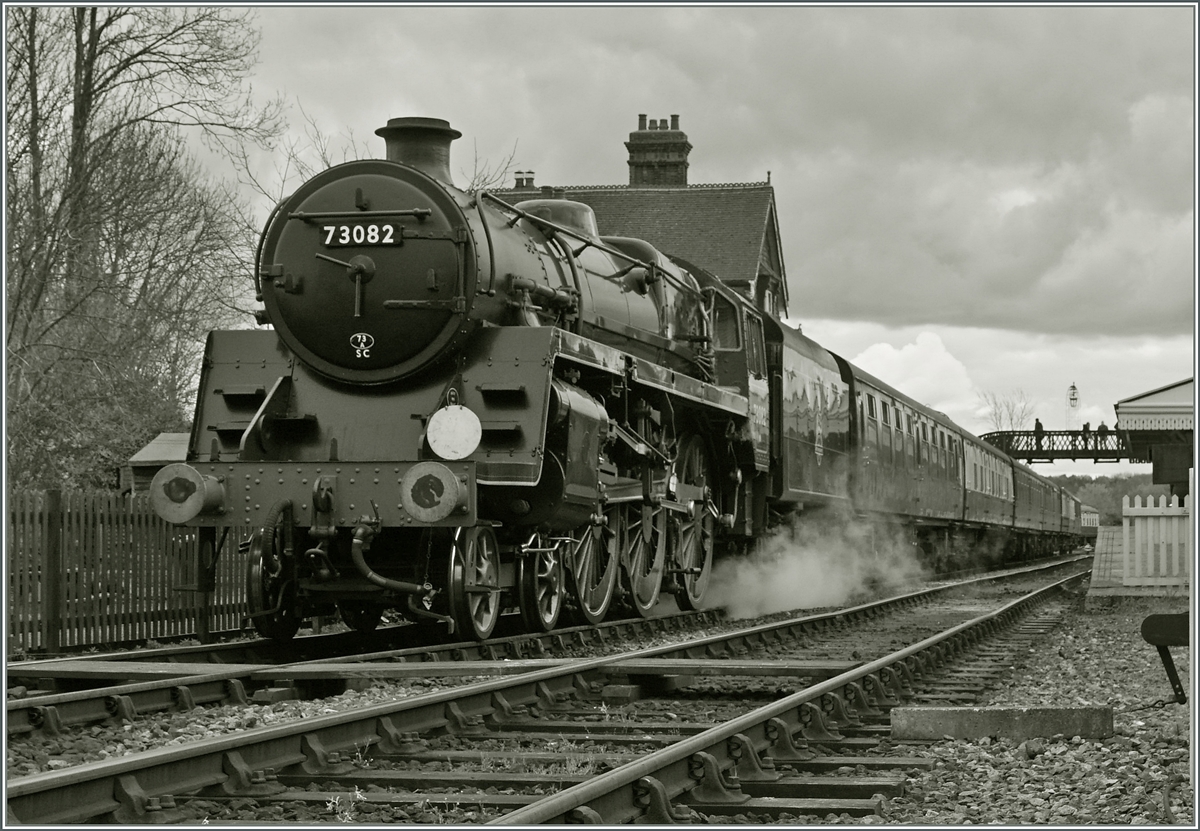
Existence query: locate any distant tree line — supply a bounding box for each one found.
[1047,473,1171,525]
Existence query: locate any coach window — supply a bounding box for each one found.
[866,394,879,451]
[744,311,766,379]
[909,416,917,468]
[880,402,893,464]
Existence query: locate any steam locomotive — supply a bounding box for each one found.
[150,116,1082,641]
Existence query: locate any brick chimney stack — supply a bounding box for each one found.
[626,113,691,187]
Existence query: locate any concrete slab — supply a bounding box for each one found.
[890,706,1113,741]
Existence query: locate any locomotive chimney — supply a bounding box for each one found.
[375,116,461,186]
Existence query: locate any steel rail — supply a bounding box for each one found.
[6,559,1087,824]
[492,569,1088,824]
[7,555,1084,730]
[4,610,720,735]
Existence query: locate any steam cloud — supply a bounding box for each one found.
[704,509,929,619]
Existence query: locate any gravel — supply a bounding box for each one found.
[879,594,1193,826]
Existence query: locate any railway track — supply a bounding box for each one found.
[6,558,1089,824]
[6,608,723,736]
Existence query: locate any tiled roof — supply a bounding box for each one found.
[128,432,190,465]
[491,184,775,284]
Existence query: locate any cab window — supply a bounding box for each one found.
[744,311,766,379]
[712,294,740,350]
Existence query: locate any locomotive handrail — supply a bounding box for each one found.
[254,198,288,300]
[544,232,584,330]
[474,191,498,294]
[287,208,433,221]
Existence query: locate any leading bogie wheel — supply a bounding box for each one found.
[517,531,566,633]
[338,601,383,633]
[246,504,301,641]
[448,526,502,640]
[671,434,715,610]
[566,505,620,625]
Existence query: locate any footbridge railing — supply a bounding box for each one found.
[981,430,1125,462]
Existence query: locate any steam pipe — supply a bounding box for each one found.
[348,524,457,633]
[350,524,425,594]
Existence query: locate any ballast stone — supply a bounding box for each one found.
[890,705,1113,741]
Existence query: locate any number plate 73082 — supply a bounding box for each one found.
[322,223,401,247]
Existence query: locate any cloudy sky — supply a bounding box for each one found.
[248,5,1195,477]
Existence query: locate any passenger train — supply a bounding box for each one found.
[150,116,1082,641]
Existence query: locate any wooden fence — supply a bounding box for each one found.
[1122,494,1192,588]
[7,489,252,653]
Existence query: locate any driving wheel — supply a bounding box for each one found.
[517,531,566,633]
[671,434,715,610]
[448,525,502,640]
[566,504,620,625]
[246,503,301,641]
[621,500,665,618]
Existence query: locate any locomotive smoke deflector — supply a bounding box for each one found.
[375,116,461,186]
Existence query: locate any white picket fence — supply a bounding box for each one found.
[1121,494,1192,587]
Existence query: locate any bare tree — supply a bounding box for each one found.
[978,388,1037,432]
[5,6,283,488]
[234,109,520,203]
[461,139,520,193]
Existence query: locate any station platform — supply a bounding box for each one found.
[1085,527,1192,604]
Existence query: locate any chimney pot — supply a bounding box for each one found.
[638,114,647,130]
[526,170,535,188]
[625,112,691,187]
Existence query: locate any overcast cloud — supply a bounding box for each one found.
[248,5,1194,475]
